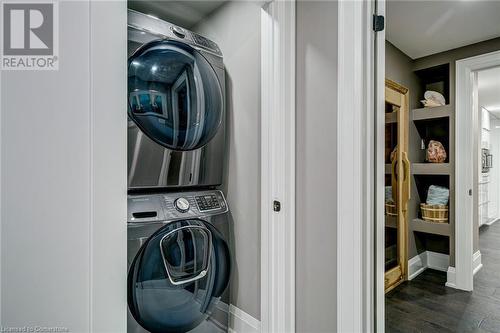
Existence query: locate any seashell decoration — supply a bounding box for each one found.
[421,90,446,108]
[426,140,447,163]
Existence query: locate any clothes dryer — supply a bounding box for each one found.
[128,10,226,190]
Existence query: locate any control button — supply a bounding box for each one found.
[171,26,186,38]
[195,194,220,211]
[174,197,190,213]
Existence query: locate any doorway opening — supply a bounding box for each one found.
[379,1,500,331]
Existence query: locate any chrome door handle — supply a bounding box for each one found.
[160,225,212,286]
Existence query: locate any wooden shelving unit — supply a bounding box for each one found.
[412,163,450,175]
[385,112,397,124]
[412,105,452,121]
[386,215,398,229]
[411,218,451,236]
[407,63,454,263]
[385,164,391,174]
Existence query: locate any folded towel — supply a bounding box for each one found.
[426,185,449,205]
[385,186,394,203]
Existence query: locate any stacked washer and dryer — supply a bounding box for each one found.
[127,10,232,333]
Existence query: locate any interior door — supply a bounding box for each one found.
[384,79,410,293]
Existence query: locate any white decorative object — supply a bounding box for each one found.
[421,90,446,107]
[424,90,446,105]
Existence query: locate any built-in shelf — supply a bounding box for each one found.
[385,215,397,229]
[412,163,450,175]
[387,163,451,175]
[411,218,450,236]
[412,105,452,121]
[385,112,397,124]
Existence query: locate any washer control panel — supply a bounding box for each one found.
[128,190,228,223]
[195,194,221,211]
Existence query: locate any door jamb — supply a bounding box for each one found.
[372,0,386,331]
[455,50,500,291]
[261,0,382,331]
[337,0,379,332]
[260,1,296,332]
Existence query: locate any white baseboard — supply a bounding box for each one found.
[408,251,450,281]
[426,251,449,272]
[445,266,457,288]
[228,305,260,333]
[473,250,483,275]
[212,302,260,333]
[408,250,481,288]
[408,253,426,280]
[486,217,499,226]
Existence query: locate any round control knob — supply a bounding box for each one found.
[171,26,186,38]
[174,197,190,213]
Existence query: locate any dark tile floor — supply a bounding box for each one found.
[386,222,500,332]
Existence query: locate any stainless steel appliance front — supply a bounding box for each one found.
[127,190,232,333]
[127,10,226,190]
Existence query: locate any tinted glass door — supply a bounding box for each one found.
[128,40,223,151]
[128,219,230,333]
[384,79,410,293]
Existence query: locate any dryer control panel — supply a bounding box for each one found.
[128,190,228,223]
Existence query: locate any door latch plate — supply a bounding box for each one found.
[373,15,385,32]
[273,200,281,212]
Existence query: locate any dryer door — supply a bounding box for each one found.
[128,40,224,151]
[128,219,231,333]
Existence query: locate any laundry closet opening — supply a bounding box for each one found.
[380,1,500,332]
[125,2,262,332]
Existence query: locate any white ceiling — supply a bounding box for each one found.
[128,1,227,28]
[478,66,500,117]
[386,1,500,59]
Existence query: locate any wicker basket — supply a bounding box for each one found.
[420,203,448,223]
[385,202,398,217]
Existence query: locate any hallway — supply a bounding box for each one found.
[386,221,500,332]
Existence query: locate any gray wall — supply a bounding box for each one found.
[1,1,127,331]
[193,1,262,320]
[296,1,338,331]
[386,41,422,110]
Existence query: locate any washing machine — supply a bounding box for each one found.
[128,190,232,333]
[127,9,226,190]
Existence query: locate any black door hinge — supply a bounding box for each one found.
[373,15,385,32]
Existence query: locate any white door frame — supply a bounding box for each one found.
[262,0,380,331]
[338,0,379,332]
[455,50,500,291]
[260,1,295,332]
[373,1,386,332]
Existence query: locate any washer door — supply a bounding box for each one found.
[128,219,231,333]
[128,39,223,151]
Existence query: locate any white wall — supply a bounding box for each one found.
[193,1,262,320]
[490,118,500,221]
[1,1,127,331]
[478,108,500,226]
[479,107,491,226]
